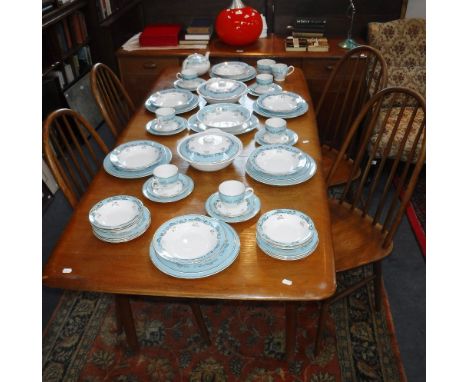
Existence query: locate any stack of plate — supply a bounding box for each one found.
[149,214,240,278]
[253,91,309,119]
[89,195,151,243]
[248,82,282,97]
[256,209,319,260]
[188,103,259,135]
[145,88,200,114]
[245,144,317,186]
[197,78,248,104]
[104,140,172,178]
[209,61,257,82]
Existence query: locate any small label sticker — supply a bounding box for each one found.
[302,140,310,144]
[62,268,72,274]
[236,49,244,53]
[282,279,293,286]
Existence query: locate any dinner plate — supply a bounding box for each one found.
[109,141,162,171]
[145,93,201,114]
[196,103,251,130]
[257,92,306,113]
[252,100,308,119]
[256,231,319,261]
[149,220,240,278]
[209,65,256,82]
[188,114,259,135]
[245,159,317,186]
[142,174,194,203]
[145,116,188,136]
[148,88,194,108]
[254,128,298,146]
[152,214,227,264]
[89,195,143,230]
[205,192,261,223]
[211,61,251,78]
[250,145,308,176]
[257,209,316,248]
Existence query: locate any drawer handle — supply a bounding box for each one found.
[143,62,157,69]
[326,65,334,71]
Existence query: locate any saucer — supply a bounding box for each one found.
[205,192,261,223]
[254,128,298,146]
[142,174,194,203]
[146,116,188,136]
[174,78,206,92]
[248,83,282,97]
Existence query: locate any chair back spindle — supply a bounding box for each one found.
[43,108,109,208]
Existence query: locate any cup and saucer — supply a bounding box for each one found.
[146,107,188,136]
[205,180,261,223]
[174,68,206,92]
[255,117,298,146]
[142,164,194,203]
[248,73,282,97]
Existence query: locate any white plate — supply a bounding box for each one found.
[212,62,250,77]
[152,180,184,198]
[89,195,142,229]
[215,199,249,218]
[149,90,192,108]
[260,93,301,113]
[254,147,305,175]
[110,142,161,171]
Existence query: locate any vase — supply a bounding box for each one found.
[215,0,263,46]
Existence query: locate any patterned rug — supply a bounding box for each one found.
[43,268,406,381]
[407,167,426,257]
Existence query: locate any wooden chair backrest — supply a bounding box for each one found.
[90,63,135,137]
[327,87,426,248]
[316,45,388,150]
[43,108,109,208]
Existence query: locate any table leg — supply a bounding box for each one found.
[189,302,211,345]
[285,302,298,361]
[115,294,139,352]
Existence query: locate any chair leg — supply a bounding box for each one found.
[373,262,383,311]
[285,302,298,361]
[189,302,211,345]
[115,294,139,352]
[314,300,329,356]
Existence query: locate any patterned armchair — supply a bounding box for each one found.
[367,19,426,161]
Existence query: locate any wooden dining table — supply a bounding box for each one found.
[43,66,336,361]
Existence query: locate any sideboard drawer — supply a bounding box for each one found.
[302,59,338,80]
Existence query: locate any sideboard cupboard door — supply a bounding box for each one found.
[302,59,338,104]
[118,57,180,105]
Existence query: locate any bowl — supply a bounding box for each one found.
[197,78,248,104]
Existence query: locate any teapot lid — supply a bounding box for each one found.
[187,53,206,62]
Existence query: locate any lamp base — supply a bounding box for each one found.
[338,38,359,50]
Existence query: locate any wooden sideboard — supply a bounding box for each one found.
[116,34,360,106]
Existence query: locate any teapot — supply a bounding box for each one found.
[182,52,211,76]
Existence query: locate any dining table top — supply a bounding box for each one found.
[43,65,336,302]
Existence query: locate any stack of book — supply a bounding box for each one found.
[139,24,182,47]
[179,18,213,49]
[284,36,329,52]
[287,17,326,38]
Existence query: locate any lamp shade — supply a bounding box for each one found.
[215,0,263,46]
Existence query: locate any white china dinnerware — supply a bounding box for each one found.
[254,91,308,119]
[182,52,211,75]
[265,117,286,134]
[152,164,179,186]
[257,58,276,74]
[177,68,198,80]
[142,173,194,203]
[196,103,251,130]
[155,107,176,122]
[146,115,188,136]
[109,141,161,171]
[245,144,317,186]
[255,127,298,146]
[271,63,295,81]
[205,191,261,223]
[218,180,253,205]
[247,82,282,97]
[210,62,256,82]
[145,89,200,114]
[174,77,206,92]
[177,129,243,171]
[197,78,248,104]
[256,73,273,86]
[187,114,260,135]
[104,141,172,178]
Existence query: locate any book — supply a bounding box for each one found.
[293,17,326,27]
[307,37,329,52]
[64,63,75,83]
[139,24,182,47]
[284,37,307,52]
[179,39,210,45]
[184,32,211,40]
[292,31,324,38]
[186,17,213,34]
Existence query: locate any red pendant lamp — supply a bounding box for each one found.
[215,0,263,46]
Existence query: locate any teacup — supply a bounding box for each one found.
[265,117,287,134]
[152,164,179,186]
[271,63,295,81]
[257,59,276,74]
[176,68,198,81]
[218,180,253,205]
[155,107,176,123]
[256,73,273,86]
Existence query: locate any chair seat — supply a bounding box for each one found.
[321,145,359,187]
[329,198,393,272]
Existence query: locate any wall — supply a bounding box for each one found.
[406,0,426,18]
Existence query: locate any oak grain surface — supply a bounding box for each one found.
[43,67,336,301]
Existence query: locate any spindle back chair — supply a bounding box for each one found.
[316,45,388,186]
[43,108,109,208]
[315,87,425,355]
[91,63,135,137]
